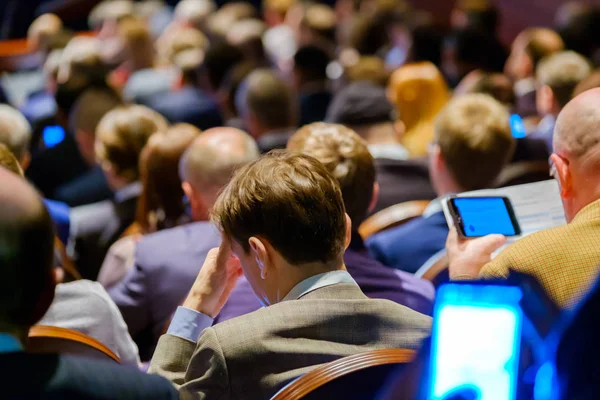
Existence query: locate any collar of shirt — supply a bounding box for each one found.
[0,333,22,353]
[281,270,357,302]
[368,143,410,161]
[573,197,600,224]
[114,181,142,203]
[422,197,445,218]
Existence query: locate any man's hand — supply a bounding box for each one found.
[183,236,243,318]
[446,227,507,280]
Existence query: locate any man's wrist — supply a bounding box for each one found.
[182,293,217,318]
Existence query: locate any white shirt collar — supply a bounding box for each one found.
[281,270,357,302]
[0,333,22,353]
[422,197,444,218]
[368,143,410,161]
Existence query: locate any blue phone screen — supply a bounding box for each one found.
[453,197,517,237]
[430,284,523,400]
[510,114,526,138]
[43,125,65,148]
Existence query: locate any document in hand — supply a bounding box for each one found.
[441,179,566,239]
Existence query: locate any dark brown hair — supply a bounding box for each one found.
[288,123,375,226]
[212,151,347,265]
[136,124,201,233]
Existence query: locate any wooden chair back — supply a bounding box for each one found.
[54,237,82,281]
[28,325,120,363]
[416,253,449,288]
[495,161,550,188]
[359,200,430,239]
[271,348,415,400]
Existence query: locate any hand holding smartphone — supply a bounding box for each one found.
[447,196,521,238]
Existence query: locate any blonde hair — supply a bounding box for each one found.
[387,62,449,157]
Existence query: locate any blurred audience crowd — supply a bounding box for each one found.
[1,0,600,398]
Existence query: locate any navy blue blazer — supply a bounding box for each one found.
[55,165,113,207]
[366,211,449,274]
[148,86,223,130]
[0,352,177,399]
[299,90,332,127]
[108,221,221,361]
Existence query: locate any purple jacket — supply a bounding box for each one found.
[215,232,435,324]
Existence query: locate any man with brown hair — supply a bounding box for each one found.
[68,105,167,280]
[531,51,591,152]
[216,123,434,323]
[367,94,515,273]
[149,151,431,399]
[237,68,298,152]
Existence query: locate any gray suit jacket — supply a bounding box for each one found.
[150,283,431,399]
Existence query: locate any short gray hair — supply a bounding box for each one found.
[180,128,259,192]
[0,105,32,161]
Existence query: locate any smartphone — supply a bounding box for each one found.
[448,196,521,237]
[429,283,524,400]
[42,125,66,148]
[510,114,527,139]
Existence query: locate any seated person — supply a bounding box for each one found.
[0,105,71,244]
[68,105,168,280]
[0,167,176,399]
[108,127,259,361]
[447,88,600,309]
[326,81,437,213]
[217,123,435,323]
[54,88,121,207]
[0,146,140,366]
[292,45,332,126]
[367,94,516,273]
[236,69,298,153]
[149,151,431,399]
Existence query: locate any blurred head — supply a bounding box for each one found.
[451,0,499,35]
[536,51,592,117]
[207,3,258,39]
[349,14,390,57]
[238,69,297,138]
[226,19,267,62]
[95,105,168,190]
[118,17,155,71]
[0,105,32,169]
[387,61,449,157]
[288,123,376,226]
[88,0,134,32]
[263,0,296,26]
[292,45,331,89]
[180,127,259,222]
[202,42,244,92]
[343,56,389,87]
[0,168,55,340]
[0,144,24,176]
[174,48,206,88]
[158,27,209,65]
[326,81,400,145]
[551,88,600,222]
[555,5,600,62]
[573,70,600,97]
[219,61,257,120]
[469,73,516,109]
[69,88,122,166]
[174,0,216,31]
[299,4,336,47]
[136,124,201,234]
[27,13,63,54]
[431,94,515,195]
[505,28,565,81]
[211,151,350,305]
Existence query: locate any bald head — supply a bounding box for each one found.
[180,127,259,198]
[554,88,600,163]
[0,168,55,331]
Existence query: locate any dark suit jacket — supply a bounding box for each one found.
[108,221,222,361]
[148,86,223,130]
[299,90,332,126]
[54,165,113,207]
[373,157,437,214]
[366,210,448,273]
[68,185,141,280]
[215,232,435,323]
[257,129,295,153]
[150,283,431,399]
[0,352,177,399]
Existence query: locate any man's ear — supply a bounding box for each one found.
[393,120,405,140]
[368,182,379,214]
[551,153,572,198]
[249,237,269,279]
[343,213,352,250]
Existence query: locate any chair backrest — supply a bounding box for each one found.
[495,161,550,188]
[271,348,415,400]
[415,252,449,288]
[28,325,120,363]
[359,200,430,239]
